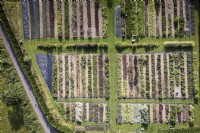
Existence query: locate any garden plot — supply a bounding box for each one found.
[52,54,110,99]
[60,102,108,123]
[22,0,106,39]
[116,52,193,99]
[115,0,195,38]
[36,54,52,92]
[117,103,193,124]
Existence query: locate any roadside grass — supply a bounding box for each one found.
[2,2,23,40]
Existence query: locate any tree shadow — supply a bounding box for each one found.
[164,47,193,52]
[8,105,24,131]
[142,124,148,130]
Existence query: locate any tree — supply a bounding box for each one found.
[2,88,22,106]
[107,0,113,8]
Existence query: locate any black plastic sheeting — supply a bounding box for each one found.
[115,5,122,37]
[36,54,52,92]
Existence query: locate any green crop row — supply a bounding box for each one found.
[57,1,62,37]
[164,41,195,47]
[64,1,69,38]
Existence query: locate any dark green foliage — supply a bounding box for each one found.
[0,30,43,132]
[0,5,73,132]
[125,1,132,38]
[65,104,70,121]
[65,55,69,97]
[81,55,86,98]
[159,128,200,133]
[169,105,176,126]
[102,7,109,37]
[115,41,159,48]
[104,55,110,99]
[66,43,108,49]
[152,55,155,98]
[64,1,69,38]
[174,17,185,37]
[57,1,62,37]
[2,88,22,106]
[107,0,113,8]
[169,54,174,98]
[164,41,195,48]
[72,1,77,37]
[137,1,145,37]
[52,56,57,97]
[146,55,150,98]
[88,56,92,98]
[93,55,98,98]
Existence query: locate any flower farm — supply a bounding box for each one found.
[52,54,110,99]
[117,103,194,125]
[116,52,194,99]
[115,0,195,37]
[22,0,108,39]
[57,102,108,123]
[3,0,199,132]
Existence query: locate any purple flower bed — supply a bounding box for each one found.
[36,54,52,92]
[22,0,30,39]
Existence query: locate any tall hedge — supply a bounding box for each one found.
[0,4,73,133]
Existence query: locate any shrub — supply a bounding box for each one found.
[75,126,85,133]
[66,43,108,49]
[107,0,113,8]
[115,42,159,48]
[164,41,194,47]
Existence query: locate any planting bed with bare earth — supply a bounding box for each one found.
[22,0,107,39]
[51,54,110,99]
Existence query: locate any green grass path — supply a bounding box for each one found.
[106,2,118,132]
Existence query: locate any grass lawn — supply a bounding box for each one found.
[0,76,28,133]
[0,101,28,133]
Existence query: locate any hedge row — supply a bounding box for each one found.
[115,41,159,48]
[159,127,200,133]
[0,5,73,133]
[66,43,108,49]
[164,41,195,47]
[37,44,62,49]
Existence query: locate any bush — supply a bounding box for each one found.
[164,41,194,47]
[37,44,62,50]
[107,0,113,8]
[115,42,159,48]
[159,127,200,133]
[66,43,108,49]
